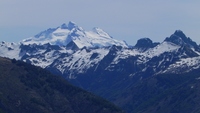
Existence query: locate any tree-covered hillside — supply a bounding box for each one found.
[0,57,123,113]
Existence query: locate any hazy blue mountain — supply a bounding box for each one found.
[1,22,200,113]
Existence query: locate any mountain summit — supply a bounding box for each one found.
[22,21,128,49]
[134,38,159,51]
[164,30,199,49]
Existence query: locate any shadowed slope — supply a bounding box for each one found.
[0,57,123,113]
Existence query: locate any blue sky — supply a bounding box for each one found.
[1,0,200,45]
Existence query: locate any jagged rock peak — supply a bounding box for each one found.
[134,38,159,51]
[165,30,198,48]
[67,21,78,30]
[135,38,153,47]
[173,30,187,39]
[60,23,68,29]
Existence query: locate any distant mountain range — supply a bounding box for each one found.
[1,21,200,113]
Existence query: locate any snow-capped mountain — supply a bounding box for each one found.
[1,28,200,75]
[1,27,200,113]
[2,25,200,113]
[1,28,200,79]
[1,19,200,85]
[22,21,128,49]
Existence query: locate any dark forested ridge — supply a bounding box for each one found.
[0,57,123,113]
[99,69,200,113]
[68,66,200,113]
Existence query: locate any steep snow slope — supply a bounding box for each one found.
[143,41,180,58]
[51,48,110,79]
[164,56,200,74]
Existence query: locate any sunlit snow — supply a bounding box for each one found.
[22,22,128,48]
